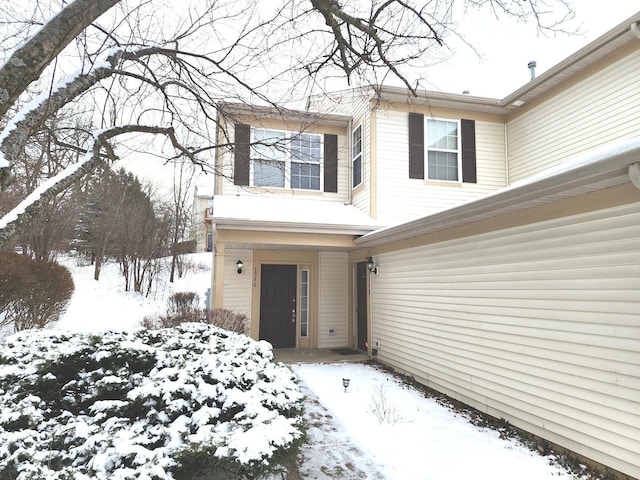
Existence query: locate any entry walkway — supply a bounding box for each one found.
[274,348,369,364]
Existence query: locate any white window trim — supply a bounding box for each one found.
[425,118,462,183]
[352,124,363,189]
[249,128,324,191]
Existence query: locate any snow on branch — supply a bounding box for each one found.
[0,124,189,246]
[0,0,122,119]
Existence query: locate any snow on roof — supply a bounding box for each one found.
[357,137,640,246]
[211,194,383,234]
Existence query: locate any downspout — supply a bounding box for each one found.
[347,117,353,205]
[625,23,640,189]
[504,123,510,186]
[210,224,216,310]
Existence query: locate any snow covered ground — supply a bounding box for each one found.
[5,253,593,479]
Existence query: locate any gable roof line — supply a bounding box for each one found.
[502,12,640,109]
[332,12,640,116]
[218,101,352,127]
[355,138,640,247]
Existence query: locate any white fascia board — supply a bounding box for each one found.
[213,218,379,236]
[356,138,640,247]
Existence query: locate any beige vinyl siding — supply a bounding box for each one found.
[370,202,640,478]
[318,251,349,348]
[374,110,507,224]
[307,89,371,118]
[222,249,252,319]
[508,49,640,183]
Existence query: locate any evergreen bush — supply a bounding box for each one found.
[0,324,304,479]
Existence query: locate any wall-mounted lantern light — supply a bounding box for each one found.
[366,256,378,275]
[236,260,244,275]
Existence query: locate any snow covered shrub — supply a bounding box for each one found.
[0,251,74,332]
[142,292,249,334]
[0,323,304,479]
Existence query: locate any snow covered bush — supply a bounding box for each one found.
[0,323,304,479]
[142,292,249,335]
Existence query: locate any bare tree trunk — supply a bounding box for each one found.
[94,251,102,281]
[170,254,177,283]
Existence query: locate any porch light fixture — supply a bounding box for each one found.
[235,260,244,275]
[366,257,378,275]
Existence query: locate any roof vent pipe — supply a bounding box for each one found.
[528,61,537,80]
[631,22,640,40]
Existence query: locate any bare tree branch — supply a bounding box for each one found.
[0,0,122,119]
[0,124,197,245]
[0,0,577,249]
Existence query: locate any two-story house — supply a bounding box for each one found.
[211,104,382,348]
[209,13,640,479]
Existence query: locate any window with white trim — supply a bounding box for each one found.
[426,119,460,181]
[250,128,323,190]
[352,125,362,188]
[300,269,309,337]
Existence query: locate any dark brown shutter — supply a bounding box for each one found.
[324,133,338,193]
[461,119,477,183]
[233,123,250,186]
[408,113,424,179]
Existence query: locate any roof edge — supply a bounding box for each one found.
[356,138,640,247]
[218,101,352,127]
[503,12,640,106]
[213,218,380,236]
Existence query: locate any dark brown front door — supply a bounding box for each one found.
[259,264,297,348]
[356,262,368,351]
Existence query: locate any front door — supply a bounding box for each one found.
[259,264,297,348]
[356,262,368,351]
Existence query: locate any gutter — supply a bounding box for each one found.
[355,138,640,247]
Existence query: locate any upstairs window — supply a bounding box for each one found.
[408,114,476,184]
[352,125,362,188]
[233,123,338,192]
[427,119,460,181]
[250,128,322,190]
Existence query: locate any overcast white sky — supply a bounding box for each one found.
[127,2,640,193]
[425,2,639,98]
